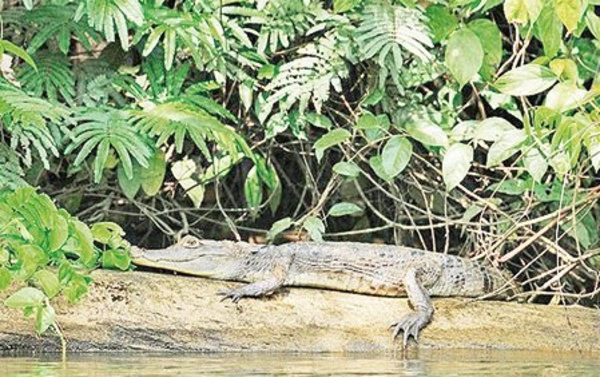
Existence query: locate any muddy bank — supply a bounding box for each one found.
[1,270,599,353]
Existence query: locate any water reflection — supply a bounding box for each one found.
[1,350,599,376]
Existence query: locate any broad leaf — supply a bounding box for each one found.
[487,130,527,167]
[443,143,473,191]
[4,287,45,308]
[495,64,557,96]
[554,0,581,32]
[328,202,363,217]
[333,162,362,178]
[267,217,293,241]
[303,216,325,242]
[382,136,412,178]
[406,122,449,147]
[314,129,351,162]
[445,28,483,87]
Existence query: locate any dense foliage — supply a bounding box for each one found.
[0,187,130,337]
[1,0,600,323]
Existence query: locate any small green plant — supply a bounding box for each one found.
[0,187,131,342]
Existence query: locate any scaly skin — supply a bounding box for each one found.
[131,236,517,347]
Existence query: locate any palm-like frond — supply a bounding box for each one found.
[0,78,70,168]
[65,109,152,183]
[75,0,144,49]
[356,4,433,88]
[243,0,320,54]
[138,8,225,72]
[0,144,28,189]
[265,34,348,115]
[18,52,75,104]
[23,4,101,54]
[129,101,250,159]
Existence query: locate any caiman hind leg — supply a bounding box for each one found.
[391,268,434,348]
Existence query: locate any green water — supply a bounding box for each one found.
[1,351,599,376]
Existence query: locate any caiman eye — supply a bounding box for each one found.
[179,235,201,248]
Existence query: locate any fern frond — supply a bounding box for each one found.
[356,4,433,91]
[66,109,151,183]
[265,34,348,114]
[244,0,321,55]
[0,144,28,189]
[18,52,75,104]
[0,78,70,168]
[356,5,433,64]
[75,0,144,50]
[22,4,101,54]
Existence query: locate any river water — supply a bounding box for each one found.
[1,350,599,376]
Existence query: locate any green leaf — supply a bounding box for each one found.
[35,304,56,334]
[461,204,484,223]
[69,219,96,268]
[443,143,473,191]
[91,222,125,246]
[267,217,293,241]
[4,287,45,308]
[544,83,588,112]
[355,113,381,130]
[426,5,458,43]
[0,267,12,292]
[486,130,528,167]
[48,214,69,252]
[0,40,37,70]
[172,160,204,208]
[34,270,60,299]
[140,151,166,197]
[303,216,325,242]
[468,19,502,78]
[504,0,543,24]
[333,161,362,178]
[524,147,549,182]
[15,245,48,279]
[101,250,131,271]
[382,136,412,178]
[554,0,581,32]
[334,0,359,13]
[536,6,563,58]
[306,113,333,130]
[314,129,351,162]
[495,64,558,96]
[244,166,263,216]
[406,122,449,147]
[63,274,90,303]
[369,156,393,181]
[488,179,530,195]
[328,202,363,217]
[445,28,484,87]
[473,117,517,142]
[118,163,141,200]
[587,12,600,41]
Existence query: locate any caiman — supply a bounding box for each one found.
[131,237,518,347]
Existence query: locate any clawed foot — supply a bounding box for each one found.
[218,288,246,303]
[390,312,429,348]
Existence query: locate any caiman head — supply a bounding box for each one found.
[130,236,258,279]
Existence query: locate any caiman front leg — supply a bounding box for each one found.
[219,276,284,303]
[391,268,434,348]
[219,256,290,303]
